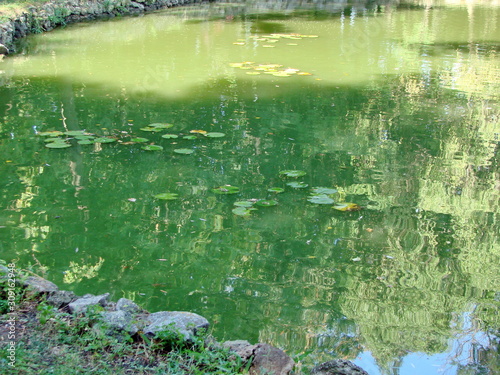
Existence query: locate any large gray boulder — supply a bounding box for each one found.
[143,311,209,342]
[311,360,369,375]
[68,293,110,314]
[0,44,8,55]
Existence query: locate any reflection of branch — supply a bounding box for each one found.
[60,102,68,131]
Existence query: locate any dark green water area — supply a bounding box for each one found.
[0,1,499,373]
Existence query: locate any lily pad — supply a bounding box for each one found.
[37,131,64,137]
[174,148,194,155]
[94,137,117,143]
[255,200,278,207]
[232,207,254,217]
[279,170,306,178]
[77,139,94,145]
[162,134,179,139]
[149,123,174,129]
[154,193,179,200]
[333,203,362,211]
[234,200,255,208]
[64,130,90,136]
[286,181,308,189]
[307,194,335,205]
[205,132,226,138]
[311,187,338,195]
[44,137,64,143]
[267,187,285,193]
[74,135,94,140]
[131,137,149,143]
[142,145,164,151]
[212,185,240,195]
[140,127,159,132]
[45,141,72,149]
[183,135,197,140]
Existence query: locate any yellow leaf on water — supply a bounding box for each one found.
[333,203,362,211]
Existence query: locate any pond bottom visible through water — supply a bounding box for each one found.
[0,1,499,374]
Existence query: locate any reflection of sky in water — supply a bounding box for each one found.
[355,310,491,375]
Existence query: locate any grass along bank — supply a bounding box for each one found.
[0,262,250,375]
[0,0,51,22]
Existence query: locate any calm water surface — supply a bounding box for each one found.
[0,1,499,374]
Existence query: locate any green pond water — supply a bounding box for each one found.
[1,1,499,373]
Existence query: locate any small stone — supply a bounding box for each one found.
[116,298,143,314]
[311,360,369,375]
[143,311,209,342]
[68,293,110,314]
[223,340,256,361]
[100,310,138,336]
[46,290,78,308]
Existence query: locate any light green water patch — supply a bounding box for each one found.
[3,5,498,100]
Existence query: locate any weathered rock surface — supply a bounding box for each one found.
[0,44,8,55]
[100,310,139,336]
[249,343,295,375]
[22,275,59,295]
[68,293,110,314]
[311,359,369,375]
[46,290,78,308]
[223,339,256,361]
[116,297,144,314]
[143,311,210,341]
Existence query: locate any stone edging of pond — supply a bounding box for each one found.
[0,0,200,54]
[1,263,370,375]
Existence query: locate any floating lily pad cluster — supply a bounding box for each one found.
[192,170,361,216]
[279,170,361,211]
[37,130,118,148]
[233,33,318,48]
[229,62,312,77]
[231,199,278,216]
[37,124,226,155]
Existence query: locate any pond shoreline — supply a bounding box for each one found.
[0,0,202,53]
[0,262,369,374]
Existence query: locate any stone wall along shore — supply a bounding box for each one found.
[0,0,199,54]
